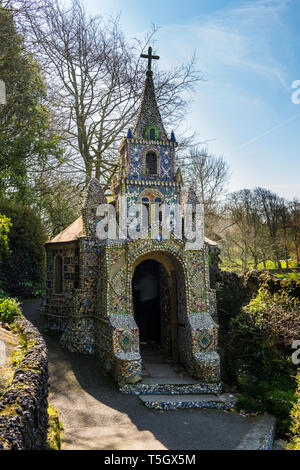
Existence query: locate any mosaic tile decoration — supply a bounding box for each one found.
[119,382,222,395]
[140,397,237,411]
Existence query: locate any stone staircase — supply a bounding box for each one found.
[139,393,236,410]
[119,343,236,410]
[119,377,222,395]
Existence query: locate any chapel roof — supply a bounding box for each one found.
[46,216,83,244]
[132,70,168,140]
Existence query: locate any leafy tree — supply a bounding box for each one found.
[0,3,62,200]
[32,173,82,237]
[0,213,11,261]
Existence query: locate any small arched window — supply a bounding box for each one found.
[146,152,157,175]
[149,128,155,139]
[145,125,159,140]
[54,255,63,294]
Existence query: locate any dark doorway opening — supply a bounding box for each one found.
[132,259,161,344]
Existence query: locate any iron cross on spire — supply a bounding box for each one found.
[140,47,160,72]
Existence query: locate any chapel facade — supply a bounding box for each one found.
[44,49,221,390]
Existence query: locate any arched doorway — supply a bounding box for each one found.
[132,260,161,344]
[131,252,187,364]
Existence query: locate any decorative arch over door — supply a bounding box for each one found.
[129,249,189,362]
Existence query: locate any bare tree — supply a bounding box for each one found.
[219,187,299,272]
[15,0,201,188]
[220,189,268,271]
[179,145,230,237]
[184,146,230,206]
[254,187,286,269]
[288,199,300,266]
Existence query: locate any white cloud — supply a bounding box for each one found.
[159,0,292,90]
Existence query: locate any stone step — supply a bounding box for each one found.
[119,380,222,395]
[142,363,179,377]
[138,393,237,410]
[143,377,199,385]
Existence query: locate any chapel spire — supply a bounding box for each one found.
[132,47,168,140]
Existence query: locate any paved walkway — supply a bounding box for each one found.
[22,300,260,450]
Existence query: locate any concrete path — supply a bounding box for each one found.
[22,300,261,450]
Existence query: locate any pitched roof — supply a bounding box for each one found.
[204,237,218,246]
[46,216,83,244]
[132,71,168,140]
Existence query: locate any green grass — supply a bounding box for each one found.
[220,258,299,273]
[274,272,300,280]
[256,260,299,270]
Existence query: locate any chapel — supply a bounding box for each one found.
[44,48,221,391]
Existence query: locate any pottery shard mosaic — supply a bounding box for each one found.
[44,55,221,388]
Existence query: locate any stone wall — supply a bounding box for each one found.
[45,242,80,331]
[0,316,48,450]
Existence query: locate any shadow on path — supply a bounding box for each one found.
[22,300,257,450]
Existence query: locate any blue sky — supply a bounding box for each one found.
[80,0,300,199]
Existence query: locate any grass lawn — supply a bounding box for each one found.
[220,258,299,274]
[274,272,300,280]
[256,260,299,270]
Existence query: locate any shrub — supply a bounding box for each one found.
[216,270,300,335]
[286,370,300,450]
[243,270,300,302]
[0,214,12,261]
[0,200,47,298]
[224,287,299,436]
[47,406,64,450]
[0,297,22,323]
[224,288,299,382]
[216,271,246,327]
[0,288,8,300]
